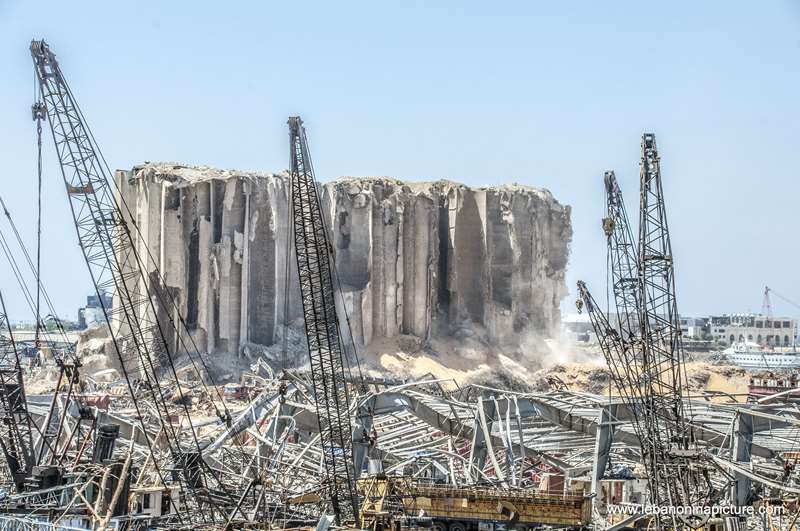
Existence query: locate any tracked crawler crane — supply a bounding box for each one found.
[288,117,360,526]
[578,134,713,528]
[635,134,707,511]
[30,39,231,523]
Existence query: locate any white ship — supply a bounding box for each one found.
[723,341,800,370]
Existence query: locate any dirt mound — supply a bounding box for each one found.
[531,360,748,400]
[355,328,606,391]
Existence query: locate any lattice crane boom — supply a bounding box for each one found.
[30,39,226,521]
[636,133,710,512]
[0,292,34,491]
[575,281,649,443]
[579,135,713,527]
[603,170,640,345]
[288,116,359,526]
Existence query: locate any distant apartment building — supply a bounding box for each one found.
[77,292,112,329]
[708,313,797,347]
[561,312,594,343]
[679,317,709,339]
[564,311,797,349]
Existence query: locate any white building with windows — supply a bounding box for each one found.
[709,313,797,347]
[679,317,709,339]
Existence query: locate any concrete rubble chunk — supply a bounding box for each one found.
[115,164,572,361]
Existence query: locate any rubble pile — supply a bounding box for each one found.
[534,359,750,399]
[14,358,796,529]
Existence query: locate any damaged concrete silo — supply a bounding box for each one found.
[114,164,571,362]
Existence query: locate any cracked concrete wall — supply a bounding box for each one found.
[116,164,571,357]
[324,179,572,346]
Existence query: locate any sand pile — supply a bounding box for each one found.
[529,360,748,399]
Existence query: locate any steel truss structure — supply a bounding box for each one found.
[288,117,359,525]
[30,40,232,524]
[0,292,34,491]
[602,170,640,346]
[635,133,706,511]
[578,134,714,528]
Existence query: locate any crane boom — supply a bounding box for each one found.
[600,171,647,400]
[30,40,224,520]
[575,281,649,441]
[636,134,700,508]
[579,135,713,527]
[288,116,359,526]
[764,286,800,314]
[0,292,34,491]
[603,170,640,345]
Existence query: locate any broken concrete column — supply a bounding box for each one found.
[323,178,571,346]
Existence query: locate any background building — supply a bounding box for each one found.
[77,292,112,330]
[679,317,710,340]
[561,312,594,343]
[709,313,797,347]
[564,311,797,350]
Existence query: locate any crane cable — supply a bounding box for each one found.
[300,127,364,386]
[280,181,293,373]
[767,286,800,313]
[0,197,73,353]
[31,70,190,521]
[33,100,45,351]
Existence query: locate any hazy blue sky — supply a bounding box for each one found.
[0,1,798,321]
